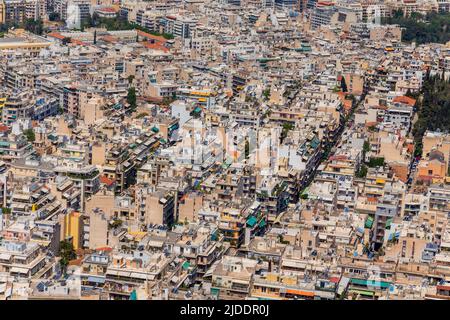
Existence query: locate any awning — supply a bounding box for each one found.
[117,271,132,277]
[148,240,164,248]
[351,278,390,289]
[87,276,105,284]
[386,218,393,229]
[365,216,374,228]
[130,272,151,280]
[301,187,309,196]
[10,267,29,274]
[0,253,12,260]
[106,270,119,276]
[349,289,374,297]
[247,216,257,227]
[210,288,220,296]
[259,219,266,228]
[182,261,190,270]
[285,289,314,297]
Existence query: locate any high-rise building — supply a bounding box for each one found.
[1,0,46,24]
[275,0,298,11]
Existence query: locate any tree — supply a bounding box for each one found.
[281,122,294,142]
[127,87,137,111]
[24,18,44,35]
[382,11,450,45]
[356,165,368,178]
[111,219,123,229]
[368,157,385,168]
[412,73,450,157]
[244,138,250,159]
[135,112,149,119]
[59,240,76,274]
[49,12,60,21]
[162,96,176,106]
[62,37,72,45]
[94,17,175,40]
[362,140,370,162]
[340,76,348,93]
[363,140,370,153]
[23,129,35,142]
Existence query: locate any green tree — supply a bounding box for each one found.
[363,140,370,153]
[23,129,35,142]
[127,87,137,110]
[49,12,60,21]
[1,207,11,214]
[135,112,149,119]
[59,240,76,274]
[362,140,370,162]
[340,76,348,93]
[356,165,368,178]
[281,122,294,142]
[94,17,175,39]
[62,37,72,45]
[382,11,450,45]
[368,157,385,168]
[111,219,123,229]
[262,88,270,100]
[24,18,44,35]
[245,138,250,159]
[412,73,450,157]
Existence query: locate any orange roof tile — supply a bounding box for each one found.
[100,175,115,186]
[393,96,416,106]
[100,35,118,43]
[140,41,169,53]
[68,258,83,266]
[136,30,167,44]
[0,124,9,133]
[47,32,65,40]
[70,39,88,46]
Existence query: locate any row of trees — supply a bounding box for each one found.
[412,72,450,156]
[0,19,44,35]
[382,10,450,45]
[83,14,174,40]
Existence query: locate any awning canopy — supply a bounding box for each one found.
[87,276,105,284]
[247,216,257,227]
[10,267,29,274]
[0,253,12,260]
[365,216,374,228]
[182,261,190,270]
[285,289,314,297]
[386,218,393,229]
[351,278,390,289]
[349,289,375,297]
